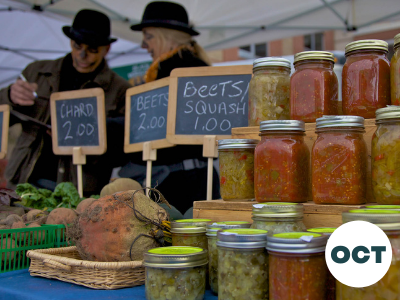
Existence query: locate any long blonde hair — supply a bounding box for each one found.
[151,27,211,65]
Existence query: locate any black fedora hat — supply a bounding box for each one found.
[63,9,117,46]
[130,1,199,36]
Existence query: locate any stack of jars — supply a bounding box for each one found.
[170,219,211,249]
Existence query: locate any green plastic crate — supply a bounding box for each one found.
[0,225,56,273]
[42,224,74,248]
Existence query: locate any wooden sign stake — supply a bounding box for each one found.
[73,147,86,198]
[203,135,218,201]
[143,141,157,194]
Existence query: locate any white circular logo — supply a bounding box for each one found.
[325,220,392,288]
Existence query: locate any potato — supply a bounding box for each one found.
[46,208,77,225]
[1,238,16,262]
[26,223,46,244]
[11,221,27,243]
[0,214,23,228]
[26,209,48,225]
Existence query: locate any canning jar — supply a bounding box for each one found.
[217,228,269,300]
[250,202,306,234]
[144,246,208,300]
[248,57,291,125]
[342,40,390,118]
[218,139,258,201]
[338,209,400,300]
[267,232,329,300]
[171,219,210,249]
[312,116,367,204]
[372,106,400,204]
[206,221,251,295]
[255,120,310,202]
[366,205,400,210]
[290,51,339,122]
[307,227,336,236]
[391,34,400,105]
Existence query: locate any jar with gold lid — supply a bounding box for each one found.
[290,51,339,122]
[391,33,400,105]
[342,39,390,118]
[248,57,291,125]
[171,219,211,249]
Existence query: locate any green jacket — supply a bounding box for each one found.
[0,55,131,190]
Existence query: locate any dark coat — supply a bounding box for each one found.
[0,54,131,191]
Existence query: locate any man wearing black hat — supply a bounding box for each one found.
[0,9,131,195]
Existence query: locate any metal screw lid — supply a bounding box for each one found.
[217,228,268,249]
[266,232,328,254]
[171,219,211,229]
[259,120,305,132]
[316,115,365,128]
[366,205,400,210]
[395,33,400,49]
[294,51,335,63]
[218,139,259,150]
[253,57,291,70]
[171,226,206,234]
[144,246,208,268]
[252,202,304,218]
[375,105,400,120]
[342,209,400,230]
[345,39,388,54]
[207,222,251,236]
[307,227,337,236]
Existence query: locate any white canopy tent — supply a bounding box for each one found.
[1,0,400,88]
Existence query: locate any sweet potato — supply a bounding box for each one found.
[76,198,97,215]
[46,208,77,225]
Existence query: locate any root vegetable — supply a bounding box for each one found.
[0,214,23,227]
[26,209,48,225]
[1,238,16,262]
[100,178,144,198]
[76,198,97,215]
[46,208,77,225]
[11,221,27,242]
[27,223,46,244]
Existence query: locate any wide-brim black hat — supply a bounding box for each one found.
[130,1,199,36]
[63,9,117,46]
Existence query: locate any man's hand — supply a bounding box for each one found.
[10,79,37,106]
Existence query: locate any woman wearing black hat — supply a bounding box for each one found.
[125,1,220,218]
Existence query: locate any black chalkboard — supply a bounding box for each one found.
[55,97,99,147]
[175,74,251,135]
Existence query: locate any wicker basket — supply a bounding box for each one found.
[26,246,145,289]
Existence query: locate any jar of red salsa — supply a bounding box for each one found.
[254,120,310,203]
[267,232,329,300]
[342,39,390,118]
[248,57,291,125]
[290,51,339,122]
[312,116,367,204]
[391,34,400,105]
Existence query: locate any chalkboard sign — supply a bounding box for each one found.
[0,105,10,159]
[50,88,106,155]
[124,77,174,153]
[167,65,252,144]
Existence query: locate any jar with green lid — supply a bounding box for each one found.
[343,40,390,118]
[372,106,400,204]
[307,227,337,236]
[290,51,339,122]
[144,246,208,300]
[250,202,307,234]
[391,33,400,105]
[218,139,258,201]
[206,221,251,294]
[267,232,329,300]
[171,219,210,249]
[248,57,291,125]
[338,209,400,300]
[217,228,269,300]
[366,205,400,210]
[312,116,367,204]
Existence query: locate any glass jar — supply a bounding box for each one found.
[366,205,400,210]
[342,40,390,118]
[307,227,337,236]
[144,246,208,300]
[250,202,306,234]
[248,57,291,125]
[391,34,400,105]
[312,116,367,204]
[171,219,210,249]
[217,228,269,300]
[267,232,329,300]
[338,209,400,299]
[372,106,400,204]
[171,219,211,228]
[290,51,339,122]
[206,221,251,295]
[218,139,258,201]
[255,120,310,202]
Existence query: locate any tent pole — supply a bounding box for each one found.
[357,10,400,29]
[320,0,348,26]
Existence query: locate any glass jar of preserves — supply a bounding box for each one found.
[218,139,258,201]
[248,57,291,125]
[391,34,400,105]
[307,227,337,236]
[267,232,329,300]
[338,209,400,300]
[250,202,307,234]
[366,205,400,210]
[255,120,310,202]
[217,228,269,299]
[312,116,367,204]
[206,221,251,294]
[372,106,400,204]
[290,51,339,122]
[144,246,208,300]
[172,219,211,228]
[342,40,390,118]
[171,219,210,249]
